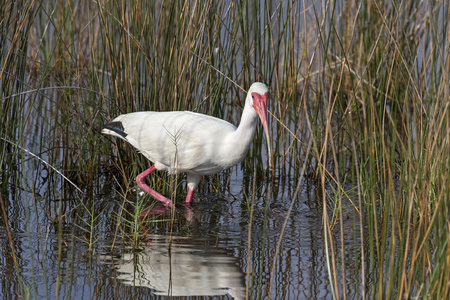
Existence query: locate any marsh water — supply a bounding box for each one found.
[1,152,364,299]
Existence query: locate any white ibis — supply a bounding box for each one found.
[102,82,271,206]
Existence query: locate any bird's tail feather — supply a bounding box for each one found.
[102,121,128,139]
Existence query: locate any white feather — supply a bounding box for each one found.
[102,82,269,194]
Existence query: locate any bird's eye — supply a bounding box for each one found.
[252,95,254,99]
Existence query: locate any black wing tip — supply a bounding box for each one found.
[103,121,128,138]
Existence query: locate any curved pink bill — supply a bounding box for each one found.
[252,92,273,169]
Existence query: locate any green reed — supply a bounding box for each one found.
[310,1,450,298]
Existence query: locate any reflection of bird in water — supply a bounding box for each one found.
[105,235,245,299]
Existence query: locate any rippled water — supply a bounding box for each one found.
[0,167,363,299]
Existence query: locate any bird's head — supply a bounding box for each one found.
[248,82,269,122]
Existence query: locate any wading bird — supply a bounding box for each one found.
[102,82,271,206]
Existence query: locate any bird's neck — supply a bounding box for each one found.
[220,100,261,168]
[233,103,259,147]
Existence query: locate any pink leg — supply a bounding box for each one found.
[185,188,195,204]
[136,165,173,206]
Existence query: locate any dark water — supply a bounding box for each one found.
[0,163,363,299]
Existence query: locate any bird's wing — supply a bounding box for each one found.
[109,111,237,173]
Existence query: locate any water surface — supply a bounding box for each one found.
[1,167,364,299]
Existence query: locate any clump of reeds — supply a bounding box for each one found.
[306,1,450,298]
[0,0,449,298]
